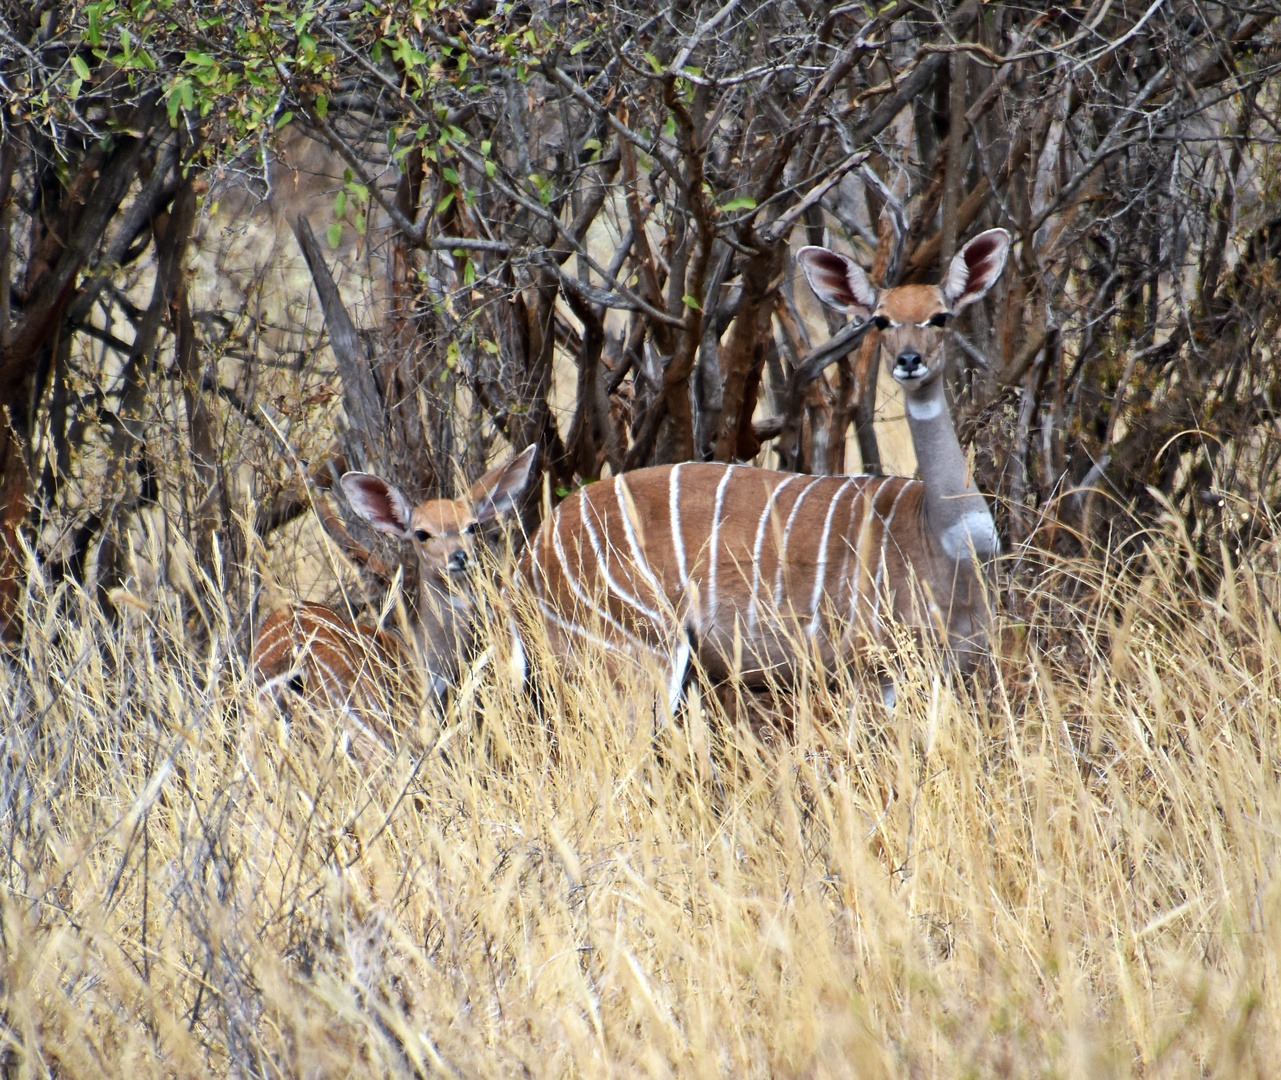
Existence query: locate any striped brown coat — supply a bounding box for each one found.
[514,229,1011,700]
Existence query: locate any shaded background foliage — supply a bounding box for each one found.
[1,0,1280,637]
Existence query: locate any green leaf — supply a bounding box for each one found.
[463,258,476,287]
[485,160,496,178]
[582,137,601,152]
[644,52,662,73]
[443,166,460,185]
[67,77,83,101]
[480,139,492,156]
[275,110,293,129]
[354,213,366,236]
[315,92,328,119]
[682,294,702,311]
[326,222,342,247]
[333,190,347,217]
[71,55,91,81]
[570,38,590,55]
[437,192,454,214]
[719,196,756,212]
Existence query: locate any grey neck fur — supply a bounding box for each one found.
[414,576,474,692]
[902,371,998,563]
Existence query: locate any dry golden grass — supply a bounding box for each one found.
[2,524,1279,1079]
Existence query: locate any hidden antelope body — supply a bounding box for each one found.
[252,446,538,723]
[515,229,1011,699]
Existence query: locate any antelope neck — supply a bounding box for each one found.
[902,377,995,562]
[413,574,474,680]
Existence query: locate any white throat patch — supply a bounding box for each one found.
[906,396,943,421]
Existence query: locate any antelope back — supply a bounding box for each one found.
[518,463,936,683]
[251,602,416,746]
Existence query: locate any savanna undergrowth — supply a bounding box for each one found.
[1,527,1278,1078]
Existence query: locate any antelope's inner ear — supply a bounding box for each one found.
[472,444,539,524]
[341,472,414,538]
[943,228,1012,311]
[797,247,877,318]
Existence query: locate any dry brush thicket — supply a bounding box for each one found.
[2,0,1281,1075]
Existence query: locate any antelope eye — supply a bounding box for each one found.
[413,529,431,542]
[871,315,890,331]
[463,522,479,536]
[929,312,950,327]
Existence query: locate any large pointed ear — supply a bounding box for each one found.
[797,246,877,319]
[470,444,538,524]
[340,472,414,538]
[942,228,1011,311]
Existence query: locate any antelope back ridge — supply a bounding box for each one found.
[514,229,1012,698]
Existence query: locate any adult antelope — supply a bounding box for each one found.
[252,445,538,729]
[514,229,1010,704]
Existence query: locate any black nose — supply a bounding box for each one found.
[894,350,928,381]
[448,549,468,573]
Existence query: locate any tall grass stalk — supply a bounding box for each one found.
[1,525,1278,1077]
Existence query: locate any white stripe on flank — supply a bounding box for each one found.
[808,479,855,634]
[615,476,666,603]
[747,474,802,633]
[705,465,738,628]
[773,476,824,607]
[526,525,553,602]
[580,492,664,623]
[536,597,653,654]
[509,618,528,683]
[665,634,692,716]
[552,503,647,642]
[670,464,688,591]
[832,484,861,630]
[848,479,889,630]
[872,480,915,624]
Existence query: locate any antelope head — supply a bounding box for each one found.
[340,445,538,593]
[797,228,1011,395]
